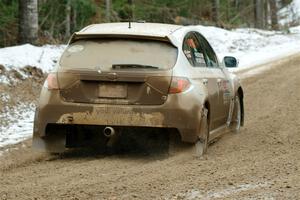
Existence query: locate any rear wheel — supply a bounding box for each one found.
[194,108,209,157]
[230,95,241,133]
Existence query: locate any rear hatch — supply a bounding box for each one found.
[57,38,178,105]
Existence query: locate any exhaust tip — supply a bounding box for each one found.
[103,127,115,138]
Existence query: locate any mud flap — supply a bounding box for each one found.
[194,108,209,157]
[226,97,235,126]
[168,108,209,157]
[32,108,66,153]
[194,140,205,157]
[229,95,241,133]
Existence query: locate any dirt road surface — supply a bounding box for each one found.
[1,55,300,199]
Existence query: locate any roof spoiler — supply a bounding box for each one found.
[68,33,175,46]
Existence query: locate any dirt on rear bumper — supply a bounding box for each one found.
[33,90,205,152]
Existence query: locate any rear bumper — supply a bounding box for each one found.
[33,88,205,151]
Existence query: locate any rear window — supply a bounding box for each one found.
[59,39,178,70]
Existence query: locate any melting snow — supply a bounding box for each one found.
[172,182,271,200]
[0,104,35,148]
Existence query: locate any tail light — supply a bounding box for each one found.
[168,77,191,94]
[45,73,59,90]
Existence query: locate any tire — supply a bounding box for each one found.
[230,95,242,133]
[194,108,209,157]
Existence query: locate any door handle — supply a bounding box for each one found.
[202,79,208,85]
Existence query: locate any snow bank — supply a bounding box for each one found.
[289,25,300,33]
[0,103,35,148]
[0,44,65,72]
[279,0,300,26]
[198,25,300,72]
[1,27,300,75]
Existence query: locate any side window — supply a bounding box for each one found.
[183,33,207,67]
[194,33,219,68]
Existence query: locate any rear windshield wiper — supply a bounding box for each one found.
[112,64,159,70]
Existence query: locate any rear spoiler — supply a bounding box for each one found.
[68,33,176,47]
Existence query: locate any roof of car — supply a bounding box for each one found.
[77,22,183,38]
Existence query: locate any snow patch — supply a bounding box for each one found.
[0,44,65,72]
[206,183,270,198]
[0,103,35,148]
[278,0,300,26]
[196,26,300,72]
[0,93,10,103]
[289,25,300,33]
[0,75,10,85]
[172,182,271,199]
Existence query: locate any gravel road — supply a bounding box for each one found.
[1,54,300,200]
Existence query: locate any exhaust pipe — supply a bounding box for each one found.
[103,127,115,138]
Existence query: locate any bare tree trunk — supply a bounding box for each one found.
[65,0,71,39]
[128,0,133,20]
[106,0,111,22]
[226,0,229,22]
[72,6,77,31]
[212,0,220,26]
[234,0,239,9]
[19,0,38,44]
[254,0,264,29]
[269,0,278,30]
[263,0,269,29]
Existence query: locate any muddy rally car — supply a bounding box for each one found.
[32,22,244,156]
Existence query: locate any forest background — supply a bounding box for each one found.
[0,0,297,47]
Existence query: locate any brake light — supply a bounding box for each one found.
[168,77,191,94]
[45,73,59,89]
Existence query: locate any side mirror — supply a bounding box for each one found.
[223,56,238,68]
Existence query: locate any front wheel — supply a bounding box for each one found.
[230,95,242,133]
